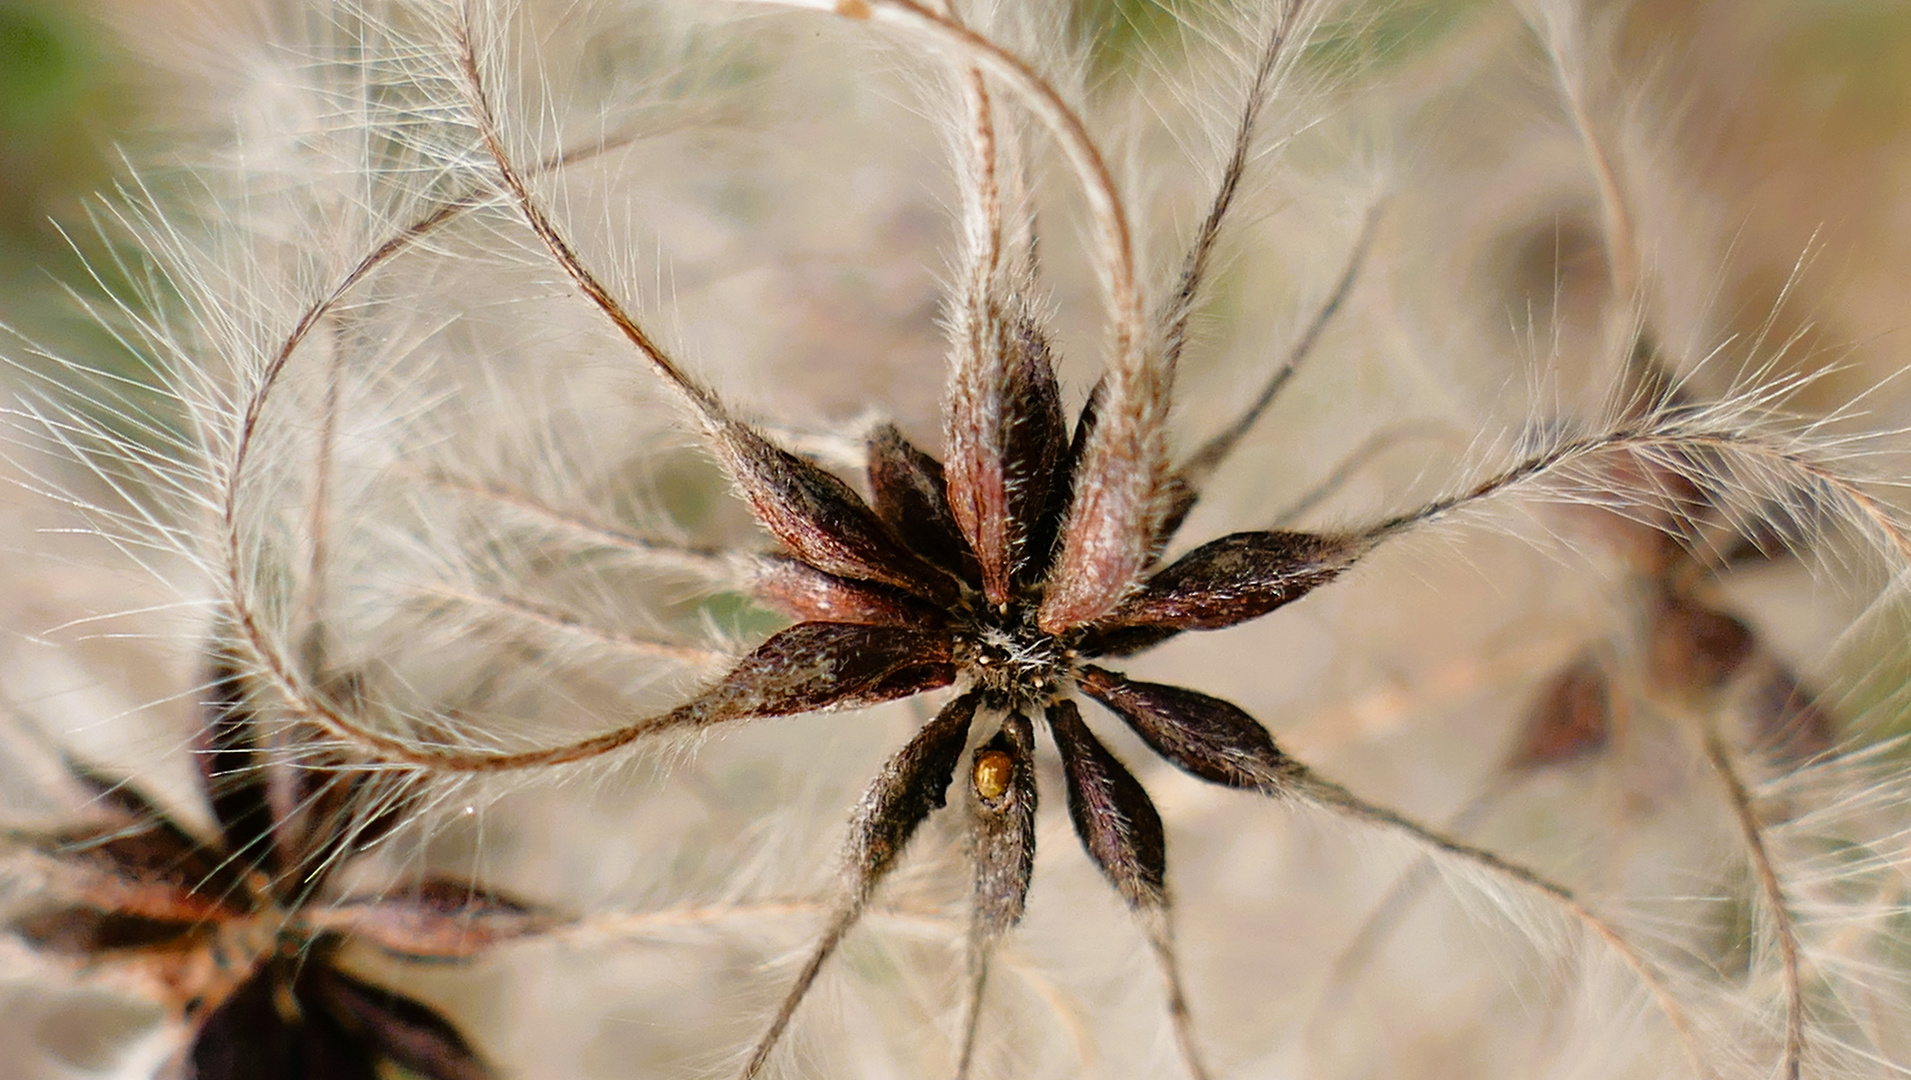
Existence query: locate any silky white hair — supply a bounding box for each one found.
[3,2,1911,1079]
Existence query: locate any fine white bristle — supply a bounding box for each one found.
[3,2,1911,1079]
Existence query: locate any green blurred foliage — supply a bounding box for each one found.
[1305,0,1489,74]
[0,1,174,446]
[0,1,116,244]
[1070,0,1488,76]
[1774,6,1911,149]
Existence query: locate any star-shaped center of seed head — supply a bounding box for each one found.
[9,660,551,1080]
[955,609,1071,703]
[671,304,1371,1079]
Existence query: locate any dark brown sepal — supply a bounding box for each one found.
[662,623,955,728]
[1646,590,1754,693]
[306,966,496,1080]
[866,424,979,582]
[969,712,1037,942]
[28,820,257,923]
[1507,655,1612,770]
[1046,699,1166,912]
[188,965,382,1080]
[1076,668,1298,792]
[194,651,280,879]
[270,761,419,902]
[63,760,193,841]
[1099,530,1358,631]
[752,557,946,628]
[715,421,956,604]
[11,908,200,955]
[323,879,555,961]
[1074,623,1185,659]
[846,692,979,891]
[946,315,1069,604]
[188,969,298,1080]
[1024,377,1102,587]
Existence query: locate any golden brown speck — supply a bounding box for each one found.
[972,750,1012,801]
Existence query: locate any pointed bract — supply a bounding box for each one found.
[194,654,279,878]
[969,712,1038,942]
[1077,668,1298,792]
[268,762,418,899]
[1099,531,1360,631]
[11,908,199,956]
[660,622,954,729]
[325,879,555,961]
[867,424,979,582]
[1047,699,1166,911]
[946,313,1069,604]
[1037,369,1173,635]
[848,692,979,889]
[1646,590,1754,693]
[715,421,956,604]
[308,966,496,1080]
[1025,379,1101,582]
[1749,669,1834,768]
[752,557,947,628]
[29,820,256,923]
[188,967,386,1080]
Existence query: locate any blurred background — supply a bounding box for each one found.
[5,1,1911,1078]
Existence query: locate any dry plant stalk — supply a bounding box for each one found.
[4,1,1911,1078]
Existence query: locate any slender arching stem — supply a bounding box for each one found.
[217,12,677,771]
[1359,425,1911,568]
[1703,729,1806,1080]
[1291,771,1714,1079]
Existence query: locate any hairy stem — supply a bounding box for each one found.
[1292,771,1712,1079]
[1177,199,1384,493]
[1703,730,1806,1080]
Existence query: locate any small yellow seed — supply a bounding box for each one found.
[972,750,1013,801]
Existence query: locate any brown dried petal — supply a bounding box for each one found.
[1646,590,1754,693]
[866,424,978,581]
[661,622,954,728]
[847,692,979,891]
[715,421,955,603]
[946,314,1068,604]
[1076,668,1298,792]
[1099,530,1359,631]
[321,879,555,961]
[752,557,945,628]
[970,712,1037,943]
[307,966,495,1080]
[1047,699,1166,911]
[195,652,278,878]
[1507,656,1612,770]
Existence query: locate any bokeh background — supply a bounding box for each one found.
[5,1,1911,1078]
